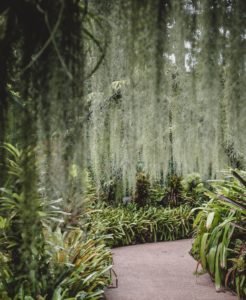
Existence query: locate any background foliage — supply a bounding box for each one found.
[86,204,194,248]
[86,0,246,194]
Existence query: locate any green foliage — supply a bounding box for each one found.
[182,173,209,207]
[86,204,194,248]
[44,228,112,300]
[134,172,151,207]
[224,142,245,170]
[87,0,246,192]
[83,169,98,205]
[182,173,202,193]
[149,183,165,205]
[148,173,208,208]
[0,227,112,300]
[99,170,124,205]
[191,170,246,298]
[0,144,51,297]
[0,144,112,299]
[162,174,185,207]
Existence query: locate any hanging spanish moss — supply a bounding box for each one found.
[0,0,245,200]
[0,1,108,210]
[0,1,245,298]
[85,0,246,195]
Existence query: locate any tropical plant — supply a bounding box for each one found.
[0,143,53,297]
[161,174,185,207]
[149,184,165,206]
[86,203,194,248]
[182,173,209,207]
[134,172,151,207]
[83,168,98,205]
[44,228,112,300]
[0,144,112,299]
[191,170,246,298]
[99,170,124,205]
[0,227,112,300]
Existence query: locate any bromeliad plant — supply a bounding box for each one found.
[191,170,246,298]
[44,228,112,300]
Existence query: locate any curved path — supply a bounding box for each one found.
[105,239,236,300]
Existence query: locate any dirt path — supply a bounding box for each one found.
[105,239,236,300]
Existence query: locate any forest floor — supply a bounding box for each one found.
[104,239,237,300]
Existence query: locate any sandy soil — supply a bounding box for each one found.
[104,239,237,300]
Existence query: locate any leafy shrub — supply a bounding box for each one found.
[0,227,112,299]
[182,173,209,207]
[100,171,124,205]
[191,170,246,298]
[182,173,202,192]
[44,228,112,300]
[149,173,208,208]
[0,144,112,299]
[134,172,151,207]
[0,144,51,297]
[161,174,185,207]
[86,204,194,247]
[149,183,165,205]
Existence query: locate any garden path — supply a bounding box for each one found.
[104,239,237,300]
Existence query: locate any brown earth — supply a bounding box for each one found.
[104,239,237,300]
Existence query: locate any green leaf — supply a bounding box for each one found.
[207,247,216,275]
[206,212,215,230]
[52,287,63,300]
[215,243,222,291]
[200,233,209,270]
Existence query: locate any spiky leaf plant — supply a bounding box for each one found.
[45,228,112,300]
[86,203,194,247]
[191,170,246,298]
[0,144,112,299]
[0,143,52,297]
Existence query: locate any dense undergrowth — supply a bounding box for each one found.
[191,170,246,298]
[86,204,194,247]
[0,144,112,300]
[1,145,245,299]
[0,144,208,299]
[84,169,206,248]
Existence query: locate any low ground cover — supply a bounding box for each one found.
[86,204,194,247]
